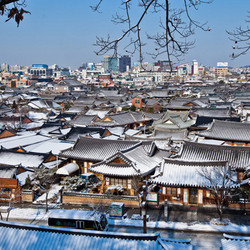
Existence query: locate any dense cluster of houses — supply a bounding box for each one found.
[0,78,249,210]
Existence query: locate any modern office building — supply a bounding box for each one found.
[119,55,131,73]
[103,55,118,72]
[30,64,52,77]
[216,62,229,77]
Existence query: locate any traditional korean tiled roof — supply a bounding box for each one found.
[221,234,250,250]
[152,130,187,141]
[0,220,191,250]
[70,115,99,127]
[198,120,250,142]
[150,159,231,188]
[153,111,196,130]
[0,148,55,169]
[89,142,169,177]
[177,141,250,170]
[148,90,170,98]
[0,133,52,150]
[193,116,240,128]
[59,136,151,162]
[0,164,17,178]
[62,127,107,142]
[194,108,232,118]
[92,111,152,127]
[166,98,208,110]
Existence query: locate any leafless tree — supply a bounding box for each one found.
[131,175,143,215]
[0,0,30,26]
[199,164,234,222]
[227,11,250,58]
[31,167,60,212]
[0,187,21,221]
[91,0,212,69]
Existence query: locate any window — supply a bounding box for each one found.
[167,187,177,196]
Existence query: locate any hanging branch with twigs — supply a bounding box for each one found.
[227,11,250,59]
[91,0,212,68]
[0,0,30,26]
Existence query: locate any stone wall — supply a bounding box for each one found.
[62,192,139,208]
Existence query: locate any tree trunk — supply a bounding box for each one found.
[45,190,48,213]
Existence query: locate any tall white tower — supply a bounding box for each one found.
[193,60,198,75]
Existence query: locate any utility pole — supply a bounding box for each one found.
[142,182,148,234]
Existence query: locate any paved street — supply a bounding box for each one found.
[2,202,249,249]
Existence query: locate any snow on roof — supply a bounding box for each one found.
[90,144,167,177]
[28,111,48,120]
[43,160,63,169]
[24,139,73,155]
[0,152,45,169]
[28,100,49,110]
[49,209,103,221]
[16,170,34,186]
[0,133,51,149]
[85,109,109,119]
[102,135,120,140]
[34,184,62,203]
[0,166,17,178]
[0,220,169,250]
[21,121,44,130]
[56,162,79,175]
[221,234,250,250]
[125,129,140,137]
[107,126,125,136]
[150,159,235,188]
[199,139,225,145]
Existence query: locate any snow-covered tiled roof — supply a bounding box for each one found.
[24,139,73,155]
[85,109,109,119]
[16,170,34,186]
[221,234,250,250]
[198,120,250,142]
[0,133,51,150]
[59,137,150,162]
[178,141,250,170]
[0,165,17,178]
[0,220,187,250]
[90,143,169,177]
[150,159,234,188]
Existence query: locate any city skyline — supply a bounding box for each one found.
[0,0,249,69]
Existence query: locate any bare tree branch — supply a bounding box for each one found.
[0,0,19,7]
[92,0,212,68]
[227,11,250,59]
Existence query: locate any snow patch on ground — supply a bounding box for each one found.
[1,207,249,235]
[108,218,250,234]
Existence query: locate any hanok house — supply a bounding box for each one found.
[59,136,152,174]
[0,164,22,203]
[148,140,250,206]
[176,141,250,184]
[89,142,169,196]
[150,159,233,206]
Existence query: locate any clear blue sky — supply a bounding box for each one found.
[0,0,249,69]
